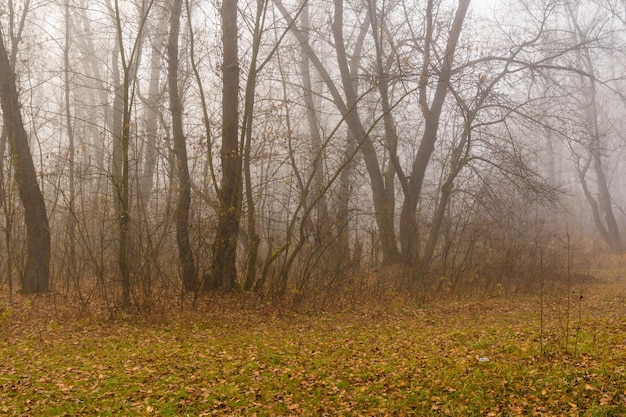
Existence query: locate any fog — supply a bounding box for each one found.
[0,0,624,302]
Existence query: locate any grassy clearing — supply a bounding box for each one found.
[1,283,625,416]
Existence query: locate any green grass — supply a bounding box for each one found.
[1,285,625,416]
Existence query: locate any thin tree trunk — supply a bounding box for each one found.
[111,1,132,309]
[587,69,623,253]
[593,154,623,252]
[138,2,167,215]
[298,0,346,274]
[567,3,624,253]
[421,124,470,270]
[168,0,198,292]
[72,0,110,244]
[64,0,78,290]
[273,0,400,265]
[331,0,400,265]
[0,129,14,304]
[111,0,154,309]
[241,0,269,292]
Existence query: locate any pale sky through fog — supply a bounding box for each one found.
[470,0,499,16]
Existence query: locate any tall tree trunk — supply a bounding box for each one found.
[111,0,132,309]
[567,3,624,254]
[117,83,131,310]
[138,1,168,214]
[135,2,168,295]
[398,0,470,264]
[299,0,346,274]
[111,0,153,308]
[331,0,400,265]
[367,0,404,266]
[0,31,50,294]
[73,0,110,242]
[213,0,241,291]
[273,0,400,265]
[64,0,78,290]
[110,38,124,220]
[168,0,198,292]
[241,0,269,292]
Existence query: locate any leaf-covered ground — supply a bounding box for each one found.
[1,283,625,416]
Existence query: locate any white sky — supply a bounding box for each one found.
[470,0,500,17]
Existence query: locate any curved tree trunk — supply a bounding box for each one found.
[567,3,624,254]
[0,31,50,294]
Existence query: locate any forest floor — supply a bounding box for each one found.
[0,278,625,416]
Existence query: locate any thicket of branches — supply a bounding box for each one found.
[0,0,624,311]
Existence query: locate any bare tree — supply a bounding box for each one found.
[0,26,50,294]
[570,4,624,253]
[168,0,198,292]
[62,0,79,295]
[213,0,241,291]
[274,0,401,265]
[110,0,154,308]
[397,0,471,264]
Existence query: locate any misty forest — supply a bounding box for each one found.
[1,0,626,415]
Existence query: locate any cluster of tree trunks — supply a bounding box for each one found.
[0,0,624,303]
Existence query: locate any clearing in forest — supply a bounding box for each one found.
[0,282,625,416]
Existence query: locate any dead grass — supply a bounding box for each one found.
[0,279,625,416]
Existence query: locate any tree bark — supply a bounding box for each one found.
[213,0,241,291]
[168,0,198,292]
[64,0,79,291]
[0,31,50,294]
[138,1,168,214]
[298,0,349,274]
[331,0,400,265]
[567,3,624,254]
[111,0,153,309]
[398,0,470,263]
[273,0,400,265]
